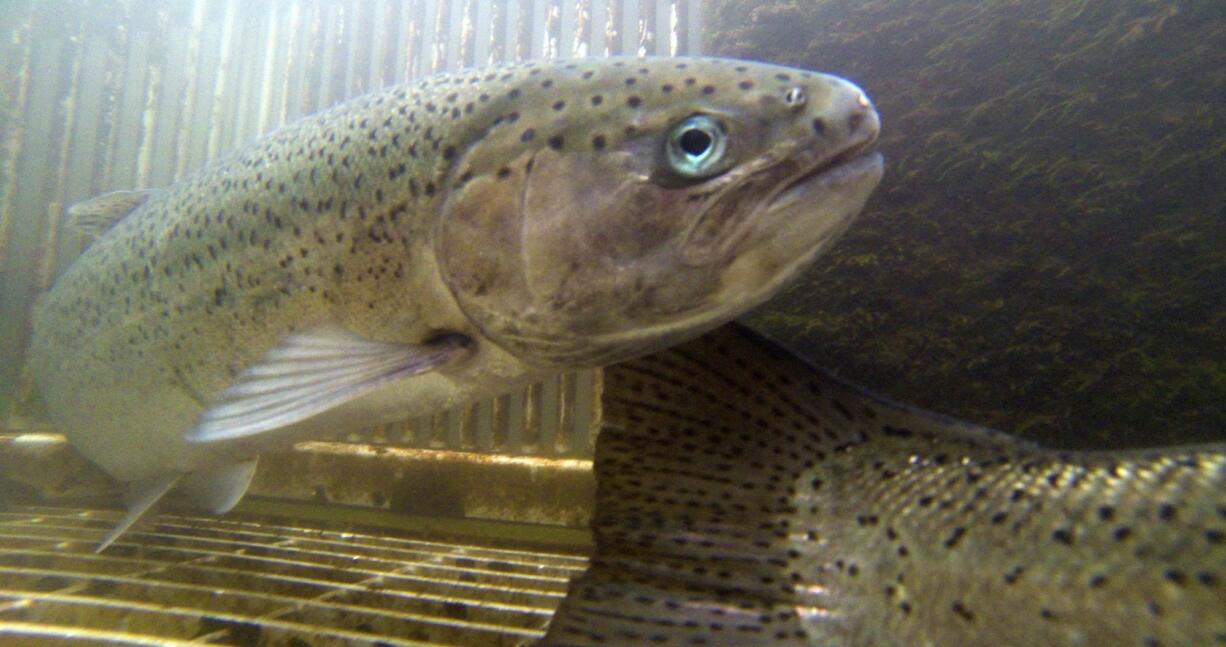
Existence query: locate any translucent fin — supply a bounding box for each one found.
[67,189,164,238]
[179,458,258,514]
[94,473,180,554]
[186,327,471,444]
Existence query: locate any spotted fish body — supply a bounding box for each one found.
[544,325,1226,646]
[29,57,883,547]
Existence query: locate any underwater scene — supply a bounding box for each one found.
[0,0,1222,645]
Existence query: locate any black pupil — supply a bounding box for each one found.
[679,128,712,157]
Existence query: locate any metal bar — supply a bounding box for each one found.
[472,0,492,66]
[475,400,494,452]
[181,3,223,175]
[282,0,310,120]
[502,0,520,63]
[558,0,576,58]
[315,0,341,107]
[653,0,670,55]
[149,17,191,187]
[681,0,702,55]
[0,5,34,273]
[341,0,365,96]
[571,369,596,455]
[505,391,525,453]
[529,0,548,59]
[55,31,109,271]
[228,7,264,149]
[257,0,288,134]
[619,0,639,56]
[207,0,242,160]
[588,0,606,56]
[445,0,464,71]
[368,0,390,89]
[539,376,560,454]
[0,34,63,421]
[110,28,150,188]
[419,0,439,75]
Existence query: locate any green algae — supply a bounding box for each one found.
[710,0,1226,448]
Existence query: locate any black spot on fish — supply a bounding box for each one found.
[626,95,642,108]
[944,527,966,548]
[548,135,564,151]
[591,134,606,150]
[1052,528,1074,545]
[591,95,603,106]
[951,602,974,622]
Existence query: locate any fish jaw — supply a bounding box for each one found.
[436,57,883,368]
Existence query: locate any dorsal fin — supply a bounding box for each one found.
[67,189,165,238]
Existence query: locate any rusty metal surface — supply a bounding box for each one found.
[0,432,595,530]
[0,504,588,646]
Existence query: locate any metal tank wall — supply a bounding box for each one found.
[0,0,704,460]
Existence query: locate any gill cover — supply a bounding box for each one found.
[435,58,882,367]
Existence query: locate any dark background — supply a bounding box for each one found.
[712,0,1226,448]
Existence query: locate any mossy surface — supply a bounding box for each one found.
[710,0,1226,448]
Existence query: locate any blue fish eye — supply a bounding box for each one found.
[666,115,729,179]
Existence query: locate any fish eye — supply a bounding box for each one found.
[666,114,730,179]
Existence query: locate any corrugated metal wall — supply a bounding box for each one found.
[0,0,704,456]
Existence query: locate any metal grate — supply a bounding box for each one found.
[0,504,588,646]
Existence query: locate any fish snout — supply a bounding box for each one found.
[813,78,880,160]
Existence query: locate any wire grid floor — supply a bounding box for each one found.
[0,504,588,646]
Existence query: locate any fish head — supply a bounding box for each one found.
[437,57,883,366]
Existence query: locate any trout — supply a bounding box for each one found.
[28,57,883,550]
[543,324,1226,646]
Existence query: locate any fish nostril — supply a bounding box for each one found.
[784,86,807,107]
[847,112,865,134]
[812,118,827,136]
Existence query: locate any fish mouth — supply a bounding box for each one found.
[778,139,883,200]
[682,140,882,266]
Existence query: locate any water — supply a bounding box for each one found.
[709,0,1226,449]
[0,0,1223,644]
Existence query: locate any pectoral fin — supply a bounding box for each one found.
[95,473,180,553]
[186,327,471,444]
[93,460,259,553]
[179,458,258,514]
[68,189,165,238]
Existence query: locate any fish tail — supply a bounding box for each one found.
[542,416,828,645]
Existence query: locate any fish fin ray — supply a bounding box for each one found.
[94,473,180,553]
[68,189,165,238]
[179,459,258,513]
[185,327,470,444]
